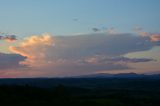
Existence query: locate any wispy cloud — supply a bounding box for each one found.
[133,26,143,32]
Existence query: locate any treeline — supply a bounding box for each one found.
[0,84,160,106]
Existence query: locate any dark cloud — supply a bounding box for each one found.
[92,28,100,32]
[0,35,17,42]
[49,61,131,76]
[0,36,3,39]
[105,57,154,63]
[0,53,25,70]
[73,18,78,21]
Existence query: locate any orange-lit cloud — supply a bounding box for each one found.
[150,34,160,42]
[9,34,54,67]
[139,32,160,42]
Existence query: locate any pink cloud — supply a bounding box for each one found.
[150,34,160,42]
[139,32,160,42]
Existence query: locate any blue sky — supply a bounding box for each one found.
[0,0,160,36]
[0,0,160,77]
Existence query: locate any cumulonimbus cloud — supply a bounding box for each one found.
[8,32,158,77]
[9,34,54,67]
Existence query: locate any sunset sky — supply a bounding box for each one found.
[0,0,160,78]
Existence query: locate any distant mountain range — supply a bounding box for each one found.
[0,73,160,88]
[72,73,160,79]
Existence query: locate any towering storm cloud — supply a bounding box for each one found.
[10,34,54,67]
[8,32,159,77]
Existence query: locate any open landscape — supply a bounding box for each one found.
[0,0,160,105]
[1,74,160,106]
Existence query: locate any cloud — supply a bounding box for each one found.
[73,18,78,21]
[84,56,154,64]
[0,53,25,70]
[150,34,160,42]
[139,32,160,42]
[107,27,118,34]
[92,27,100,32]
[133,27,143,32]
[8,32,158,77]
[139,32,150,37]
[0,35,17,42]
[105,57,154,63]
[9,34,54,67]
[56,33,147,56]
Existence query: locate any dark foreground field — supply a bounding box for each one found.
[0,78,160,106]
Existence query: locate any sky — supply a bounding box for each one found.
[0,0,160,78]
